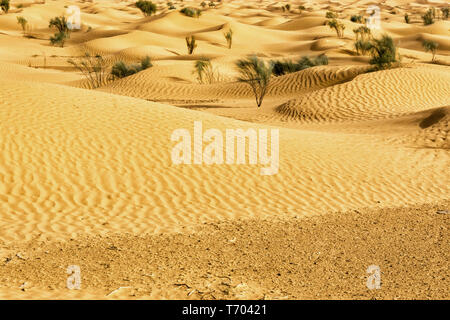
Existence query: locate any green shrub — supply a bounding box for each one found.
[0,0,10,14]
[354,40,372,55]
[404,13,410,24]
[271,60,300,76]
[327,19,345,38]
[50,31,68,47]
[193,58,222,84]
[136,0,157,16]
[353,26,371,41]
[180,7,201,18]
[17,16,27,33]
[224,29,233,49]
[111,56,152,79]
[236,56,273,108]
[67,53,110,89]
[271,54,329,77]
[422,40,438,62]
[186,35,197,54]
[326,11,338,19]
[422,9,435,25]
[368,35,399,70]
[350,15,363,23]
[49,16,70,33]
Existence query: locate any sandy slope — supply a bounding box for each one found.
[0,0,448,299]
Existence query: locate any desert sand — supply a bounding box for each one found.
[0,0,448,299]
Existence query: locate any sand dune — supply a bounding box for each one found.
[0,0,448,300]
[276,64,450,122]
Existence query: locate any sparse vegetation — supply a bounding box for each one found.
[49,16,70,34]
[350,15,363,23]
[111,56,152,79]
[180,7,201,18]
[441,7,449,20]
[67,53,110,89]
[236,56,273,108]
[1,0,9,14]
[353,26,371,40]
[186,35,197,54]
[404,13,410,24]
[368,35,399,70]
[326,11,338,19]
[353,26,372,55]
[422,8,435,25]
[49,16,70,47]
[16,16,27,33]
[271,54,329,77]
[224,29,233,49]
[422,40,438,62]
[136,0,157,16]
[50,31,68,47]
[193,58,222,84]
[327,19,345,38]
[354,40,372,55]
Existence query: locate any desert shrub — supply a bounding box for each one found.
[200,1,206,8]
[441,8,449,19]
[180,7,201,18]
[209,1,216,8]
[313,53,329,66]
[224,29,233,49]
[353,26,372,55]
[17,16,27,33]
[49,16,70,47]
[271,54,329,77]
[368,35,399,70]
[353,26,371,41]
[68,53,110,89]
[193,58,222,84]
[422,8,435,25]
[354,40,372,55]
[136,0,157,16]
[271,60,300,76]
[236,56,273,108]
[111,56,152,79]
[422,40,438,62]
[0,0,9,14]
[186,35,197,54]
[350,15,363,23]
[50,31,68,47]
[404,13,410,23]
[327,19,345,38]
[326,11,338,19]
[49,16,70,33]
[299,5,305,10]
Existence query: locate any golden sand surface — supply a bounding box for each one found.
[0,0,448,299]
